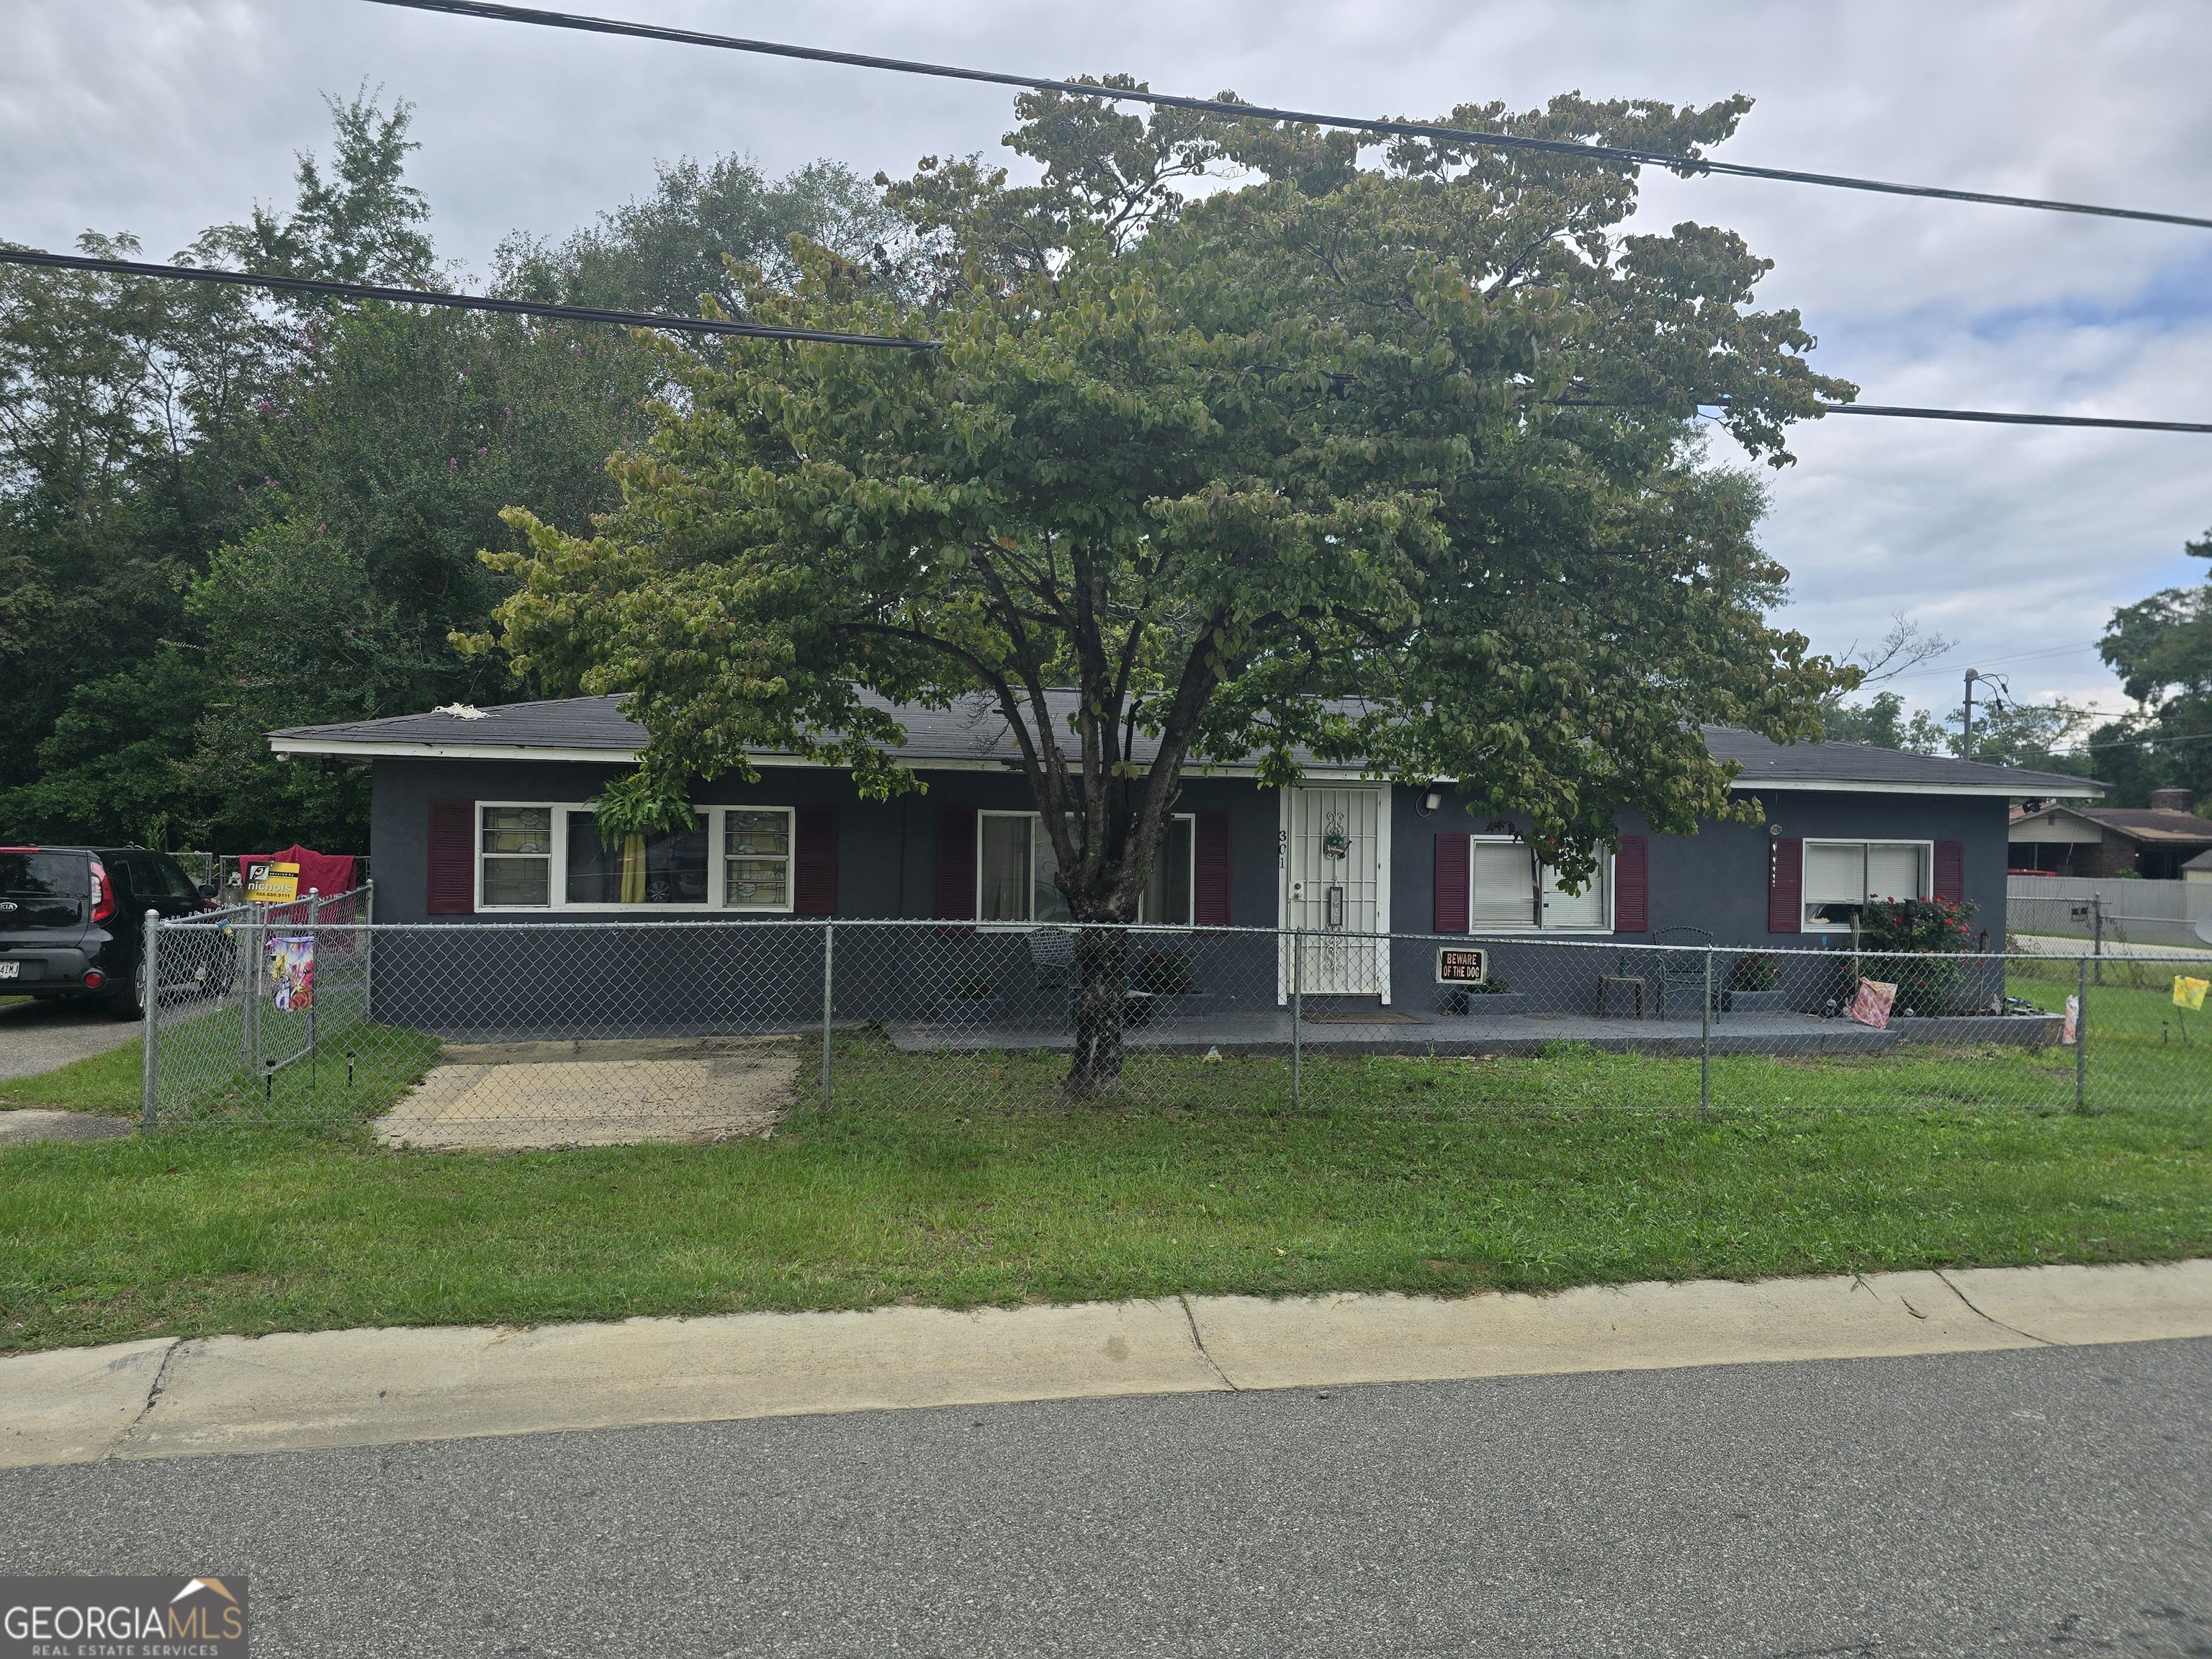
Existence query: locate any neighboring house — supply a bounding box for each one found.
[268,696,2103,1015]
[2010,790,2212,880]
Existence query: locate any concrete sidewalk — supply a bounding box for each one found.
[5,1259,2208,1470]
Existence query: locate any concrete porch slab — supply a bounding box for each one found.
[881,1009,2063,1057]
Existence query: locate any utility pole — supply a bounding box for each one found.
[1961,667,1983,760]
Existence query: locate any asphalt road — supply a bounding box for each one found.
[0,994,135,1079]
[4,1339,2208,1658]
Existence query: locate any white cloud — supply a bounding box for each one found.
[5,0,2208,721]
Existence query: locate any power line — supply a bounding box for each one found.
[10,249,2212,436]
[361,0,2212,233]
[1822,404,2212,435]
[0,248,932,349]
[1883,642,2105,683]
[1585,395,2212,436]
[2080,727,2212,752]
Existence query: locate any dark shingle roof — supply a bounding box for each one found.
[272,696,645,753]
[1703,727,2103,797]
[269,695,2107,796]
[268,692,1311,770]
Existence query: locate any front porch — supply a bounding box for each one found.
[884,1007,2067,1057]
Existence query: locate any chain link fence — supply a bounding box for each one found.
[136,912,2212,1142]
[2008,878,2212,956]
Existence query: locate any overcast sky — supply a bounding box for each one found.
[6,1,2208,729]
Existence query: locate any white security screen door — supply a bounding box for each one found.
[1281,786,1390,999]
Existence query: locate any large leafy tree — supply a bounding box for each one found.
[0,230,268,810]
[0,90,442,848]
[2081,526,2212,804]
[485,84,1856,1094]
[1,89,877,850]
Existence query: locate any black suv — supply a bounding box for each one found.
[0,847,229,1019]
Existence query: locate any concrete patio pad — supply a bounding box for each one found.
[374,1040,796,1149]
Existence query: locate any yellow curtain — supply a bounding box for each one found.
[620,832,647,904]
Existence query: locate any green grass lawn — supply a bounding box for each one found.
[4,970,2210,1354]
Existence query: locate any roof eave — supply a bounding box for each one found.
[264,734,1369,778]
[1728,777,2105,799]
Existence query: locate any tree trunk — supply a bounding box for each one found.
[1066,924,1130,1099]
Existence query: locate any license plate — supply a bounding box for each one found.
[0,961,17,979]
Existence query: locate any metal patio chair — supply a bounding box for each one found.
[1653,925,1717,1017]
[1027,926,1080,1020]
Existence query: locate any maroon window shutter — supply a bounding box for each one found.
[426,799,475,916]
[793,807,838,915]
[1613,835,1649,932]
[935,808,977,920]
[1933,839,1965,904]
[1768,837,1803,934]
[1432,833,1470,933]
[1195,811,1232,927]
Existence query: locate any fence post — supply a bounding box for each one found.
[361,878,375,1023]
[821,919,835,1112]
[305,888,320,1072]
[2075,955,2089,1111]
[240,903,261,1078]
[140,909,161,1132]
[1290,925,1303,1110]
[1700,945,1714,1118]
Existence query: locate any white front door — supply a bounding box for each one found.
[1280,785,1390,1000]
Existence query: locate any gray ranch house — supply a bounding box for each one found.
[271,695,2103,1028]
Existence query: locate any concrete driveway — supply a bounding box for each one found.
[0,996,136,1080]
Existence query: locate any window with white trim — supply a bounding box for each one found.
[1468,836,1611,932]
[977,812,1195,925]
[1802,840,1930,930]
[475,804,793,910]
[480,806,553,907]
[723,809,793,909]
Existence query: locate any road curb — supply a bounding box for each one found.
[3,1259,2207,1469]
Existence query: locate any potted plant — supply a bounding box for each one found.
[1724,953,1786,1014]
[1128,948,1218,1017]
[1134,950,1195,996]
[937,970,1002,1023]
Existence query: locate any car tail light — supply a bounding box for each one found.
[90,858,116,924]
[83,968,106,989]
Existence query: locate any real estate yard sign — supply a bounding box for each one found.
[243,860,300,903]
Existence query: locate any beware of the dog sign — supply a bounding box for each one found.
[1435,947,1488,985]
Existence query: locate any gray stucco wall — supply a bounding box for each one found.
[369,758,1278,927]
[1387,785,2009,945]
[363,760,2011,1031]
[1388,783,2011,1013]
